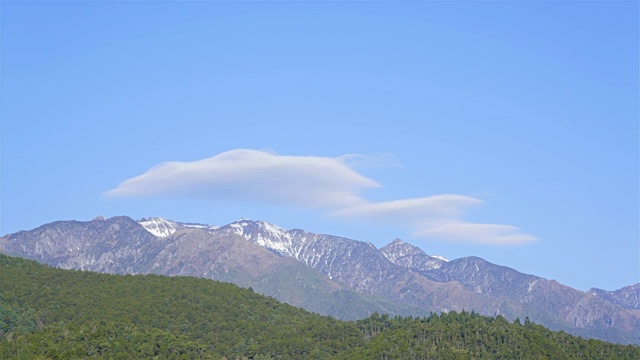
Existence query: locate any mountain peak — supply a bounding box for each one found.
[220,219,294,257]
[381,238,424,260]
[380,238,449,272]
[226,219,286,233]
[381,238,450,263]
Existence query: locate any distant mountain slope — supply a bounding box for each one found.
[589,284,640,311]
[2,216,639,344]
[0,216,164,273]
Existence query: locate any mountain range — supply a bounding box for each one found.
[1,215,638,345]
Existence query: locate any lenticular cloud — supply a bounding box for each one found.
[105,149,379,208]
[106,149,535,245]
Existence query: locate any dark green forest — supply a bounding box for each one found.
[1,254,638,359]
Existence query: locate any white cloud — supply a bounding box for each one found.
[106,149,536,245]
[416,222,536,246]
[330,195,535,245]
[330,195,482,221]
[105,149,379,208]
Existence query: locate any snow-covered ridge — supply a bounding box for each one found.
[138,217,177,237]
[431,254,449,262]
[139,216,450,265]
[182,223,220,231]
[138,217,218,237]
[217,218,454,267]
[223,219,296,257]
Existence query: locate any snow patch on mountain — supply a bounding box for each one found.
[431,254,449,262]
[229,223,245,236]
[221,219,298,257]
[528,279,541,293]
[139,217,219,236]
[138,217,177,237]
[181,223,220,231]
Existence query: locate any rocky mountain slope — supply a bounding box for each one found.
[1,216,638,344]
[588,284,640,311]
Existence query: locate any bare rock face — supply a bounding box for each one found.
[0,216,163,274]
[588,284,640,311]
[380,238,447,273]
[2,216,639,345]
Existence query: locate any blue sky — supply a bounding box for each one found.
[2,1,638,292]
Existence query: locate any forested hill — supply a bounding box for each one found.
[1,254,638,359]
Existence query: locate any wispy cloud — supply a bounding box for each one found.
[330,195,535,246]
[415,222,536,246]
[330,195,482,221]
[106,149,535,245]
